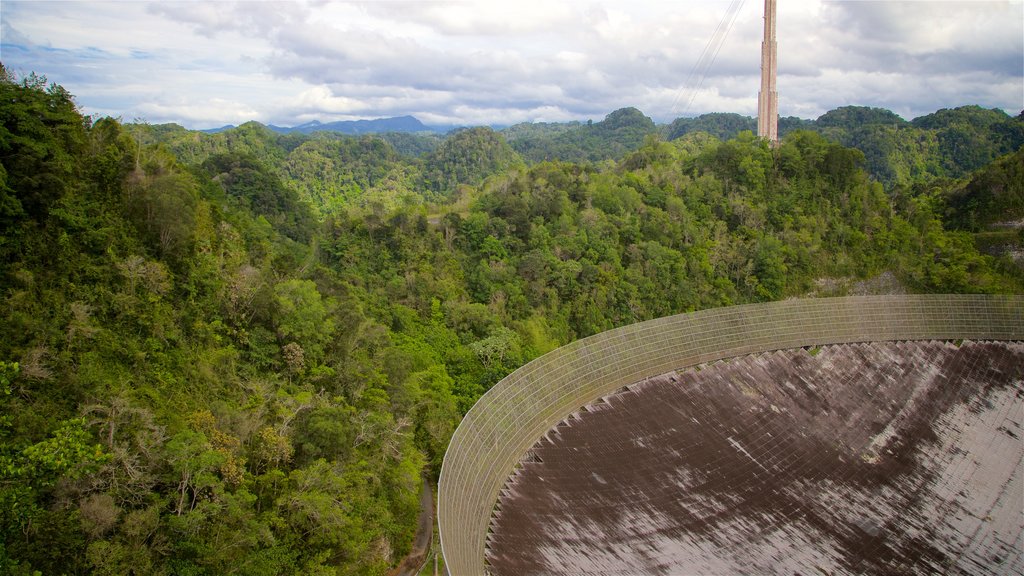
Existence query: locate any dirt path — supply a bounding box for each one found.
[389,476,433,576]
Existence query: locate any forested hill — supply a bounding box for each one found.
[658,105,1023,186]
[504,107,657,164]
[515,104,1023,186]
[205,116,438,136]
[153,104,1023,193]
[1,69,1022,575]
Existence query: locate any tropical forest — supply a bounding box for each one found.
[1,65,1022,575]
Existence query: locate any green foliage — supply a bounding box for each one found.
[817,105,908,129]
[665,112,814,143]
[15,418,109,484]
[0,69,1020,575]
[663,104,1022,188]
[202,153,315,242]
[0,69,86,223]
[377,132,442,158]
[509,107,658,164]
[942,148,1024,231]
[665,112,757,141]
[272,279,336,363]
[421,127,524,201]
[285,136,413,216]
[0,361,16,397]
[1,413,108,574]
[501,120,582,144]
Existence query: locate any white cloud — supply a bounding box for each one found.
[1,0,1021,128]
[360,1,577,36]
[136,96,262,125]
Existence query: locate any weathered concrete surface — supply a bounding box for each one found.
[488,341,1024,575]
[758,0,778,143]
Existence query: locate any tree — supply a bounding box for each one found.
[409,366,458,475]
[421,127,524,200]
[0,68,87,222]
[127,171,198,258]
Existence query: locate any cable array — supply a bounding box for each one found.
[671,0,747,116]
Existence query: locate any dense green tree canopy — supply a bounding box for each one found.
[1,67,1021,575]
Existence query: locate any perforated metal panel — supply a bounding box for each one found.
[437,295,1024,575]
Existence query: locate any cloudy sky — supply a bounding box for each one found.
[2,0,1021,129]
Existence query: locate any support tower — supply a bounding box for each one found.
[758,0,778,143]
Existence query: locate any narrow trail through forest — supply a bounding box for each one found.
[390,477,434,576]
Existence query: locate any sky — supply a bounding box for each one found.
[1,0,1022,129]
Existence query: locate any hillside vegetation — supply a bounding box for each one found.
[140,104,1023,216]
[665,105,1023,187]
[1,68,1021,575]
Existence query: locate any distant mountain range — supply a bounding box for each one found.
[204,115,452,135]
[193,104,1022,187]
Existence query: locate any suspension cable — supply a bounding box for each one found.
[671,0,747,117]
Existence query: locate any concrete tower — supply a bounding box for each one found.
[758,0,778,143]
